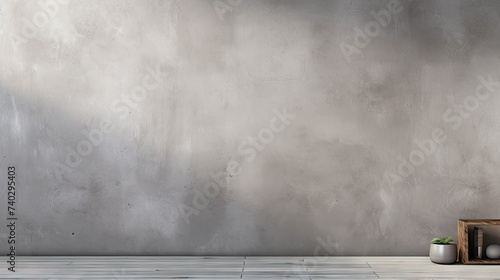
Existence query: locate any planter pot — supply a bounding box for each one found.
[429,243,457,264]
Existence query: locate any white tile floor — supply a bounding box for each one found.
[0,256,499,279]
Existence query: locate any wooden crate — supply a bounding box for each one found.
[457,219,500,264]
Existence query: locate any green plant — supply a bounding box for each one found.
[431,236,453,244]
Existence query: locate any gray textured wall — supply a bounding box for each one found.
[1,0,500,256]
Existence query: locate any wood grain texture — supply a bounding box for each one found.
[457,219,500,264]
[1,256,500,279]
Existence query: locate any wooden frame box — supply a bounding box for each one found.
[457,219,500,264]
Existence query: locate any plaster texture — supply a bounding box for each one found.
[1,0,500,255]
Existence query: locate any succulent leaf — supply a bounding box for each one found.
[430,236,453,244]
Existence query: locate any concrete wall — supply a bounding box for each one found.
[1,0,500,256]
